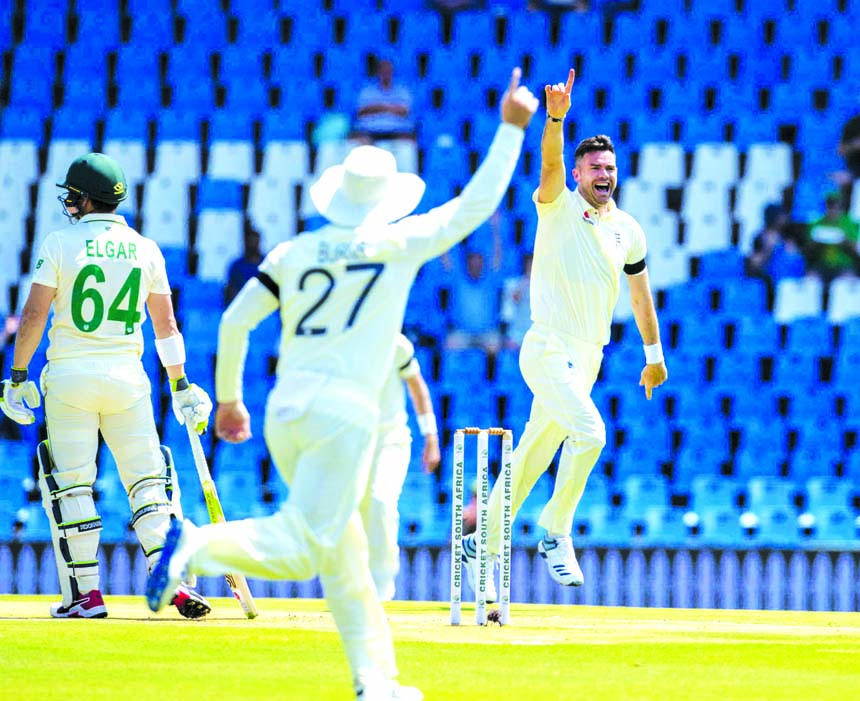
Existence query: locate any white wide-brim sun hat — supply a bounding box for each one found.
[309,145,426,227]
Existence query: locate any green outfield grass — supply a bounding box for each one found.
[2,595,859,700]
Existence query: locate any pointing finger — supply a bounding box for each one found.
[509,66,522,93]
[565,68,576,93]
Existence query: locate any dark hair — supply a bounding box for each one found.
[88,198,117,213]
[574,135,615,162]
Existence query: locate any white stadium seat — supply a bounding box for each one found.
[827,277,860,324]
[153,140,201,183]
[102,139,148,190]
[774,276,824,324]
[261,140,310,185]
[690,142,739,187]
[195,210,244,282]
[141,174,191,248]
[637,142,685,189]
[207,140,255,181]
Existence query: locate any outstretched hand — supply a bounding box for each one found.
[545,68,575,120]
[501,67,540,129]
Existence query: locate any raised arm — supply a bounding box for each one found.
[406,67,539,261]
[538,69,575,204]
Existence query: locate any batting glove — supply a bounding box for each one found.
[1,368,41,425]
[170,376,212,434]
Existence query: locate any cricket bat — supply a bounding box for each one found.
[185,421,259,619]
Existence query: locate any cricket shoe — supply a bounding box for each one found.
[356,680,424,700]
[50,589,108,618]
[146,518,193,613]
[172,582,211,619]
[461,534,497,603]
[538,534,584,586]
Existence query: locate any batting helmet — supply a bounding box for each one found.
[57,152,129,205]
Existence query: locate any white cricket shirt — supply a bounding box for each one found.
[31,213,170,361]
[531,186,647,346]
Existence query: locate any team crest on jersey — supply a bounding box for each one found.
[582,210,595,225]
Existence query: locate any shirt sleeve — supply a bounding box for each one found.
[31,234,60,288]
[625,218,648,266]
[532,186,571,219]
[149,241,171,295]
[394,334,419,379]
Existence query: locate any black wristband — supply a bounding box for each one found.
[171,376,190,392]
[11,368,27,384]
[547,115,564,123]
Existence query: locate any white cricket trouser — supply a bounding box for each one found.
[42,358,171,604]
[487,324,606,554]
[359,430,412,600]
[185,377,398,686]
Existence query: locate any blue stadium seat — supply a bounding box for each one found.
[73,7,121,49]
[718,278,766,317]
[195,178,243,211]
[0,107,45,139]
[230,5,280,46]
[782,317,834,355]
[805,507,857,546]
[642,506,693,548]
[747,506,802,548]
[613,444,668,482]
[688,474,741,512]
[727,314,779,354]
[260,105,307,143]
[50,106,100,141]
[156,108,204,141]
[125,10,175,51]
[103,109,151,142]
[746,476,797,511]
[114,79,162,114]
[20,0,68,47]
[805,476,853,512]
[220,77,270,116]
[618,473,670,518]
[673,447,727,493]
[770,352,821,389]
[696,506,745,548]
[733,446,785,481]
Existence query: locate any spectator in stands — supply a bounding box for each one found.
[804,191,860,284]
[834,110,860,189]
[352,58,416,144]
[500,252,533,348]
[744,203,806,310]
[445,250,503,354]
[224,227,264,306]
[428,0,486,10]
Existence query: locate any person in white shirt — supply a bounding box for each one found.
[360,333,440,602]
[0,153,212,619]
[462,69,668,597]
[145,68,538,701]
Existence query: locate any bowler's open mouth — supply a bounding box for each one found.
[595,182,611,195]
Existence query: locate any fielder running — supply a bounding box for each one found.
[145,68,538,701]
[0,153,213,619]
[360,333,440,601]
[462,69,668,597]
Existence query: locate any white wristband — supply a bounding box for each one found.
[416,412,438,436]
[644,342,664,365]
[155,334,186,367]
